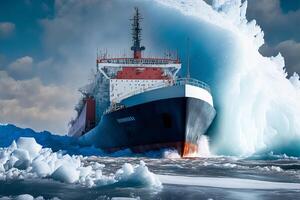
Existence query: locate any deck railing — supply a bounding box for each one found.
[105,78,211,114]
[98,58,180,65]
[113,78,211,103]
[175,78,211,93]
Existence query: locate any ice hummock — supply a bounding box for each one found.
[0,124,214,159]
[0,194,60,200]
[0,137,162,189]
[0,124,134,157]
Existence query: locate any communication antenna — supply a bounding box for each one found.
[131,7,145,59]
[186,37,191,79]
[96,48,99,72]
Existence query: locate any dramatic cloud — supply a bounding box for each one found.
[276,40,300,74]
[247,0,300,75]
[247,0,300,43]
[38,0,175,87]
[37,0,140,87]
[261,40,300,76]
[0,71,77,134]
[8,56,34,79]
[0,22,15,38]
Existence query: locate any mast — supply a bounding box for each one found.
[131,7,145,59]
[186,37,190,79]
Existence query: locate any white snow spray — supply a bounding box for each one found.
[156,0,300,156]
[197,135,212,157]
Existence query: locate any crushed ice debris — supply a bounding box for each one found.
[162,149,181,159]
[0,194,60,200]
[256,166,283,172]
[0,137,162,188]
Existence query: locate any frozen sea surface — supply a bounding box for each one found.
[1,150,300,199]
[0,125,300,199]
[1,157,300,199]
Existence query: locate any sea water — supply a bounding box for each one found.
[0,144,300,199]
[0,129,299,200]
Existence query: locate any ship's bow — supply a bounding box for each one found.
[181,97,216,157]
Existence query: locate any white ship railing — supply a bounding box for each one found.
[98,58,179,65]
[112,78,211,103]
[175,78,211,93]
[105,78,211,114]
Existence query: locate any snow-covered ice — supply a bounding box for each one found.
[0,194,60,200]
[158,175,300,190]
[0,137,161,189]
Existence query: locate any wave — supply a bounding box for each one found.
[156,0,300,156]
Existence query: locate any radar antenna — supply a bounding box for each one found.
[131,7,145,59]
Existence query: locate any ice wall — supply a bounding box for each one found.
[156,0,300,156]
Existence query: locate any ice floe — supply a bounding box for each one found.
[0,137,161,189]
[0,194,60,200]
[158,174,300,190]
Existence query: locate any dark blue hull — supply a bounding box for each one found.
[79,97,216,157]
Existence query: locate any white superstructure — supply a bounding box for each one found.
[97,58,182,104]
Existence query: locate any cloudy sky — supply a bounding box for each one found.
[0,0,299,134]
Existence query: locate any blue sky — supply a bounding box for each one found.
[0,1,53,59]
[0,0,299,134]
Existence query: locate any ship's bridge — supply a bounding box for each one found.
[97,57,181,80]
[97,57,182,104]
[95,8,182,104]
[97,57,180,65]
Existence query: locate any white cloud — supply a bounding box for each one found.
[0,71,77,134]
[38,0,167,87]
[0,22,15,38]
[8,56,34,79]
